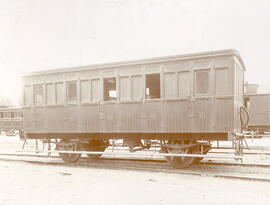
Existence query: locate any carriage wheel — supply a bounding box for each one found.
[58,140,81,163]
[166,141,195,169]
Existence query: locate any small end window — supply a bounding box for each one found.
[146,74,160,99]
[104,78,117,101]
[195,70,210,95]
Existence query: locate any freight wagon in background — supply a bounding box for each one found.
[244,84,270,134]
[0,107,23,136]
[21,49,247,168]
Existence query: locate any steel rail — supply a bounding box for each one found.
[0,149,245,159]
[1,151,270,168]
[0,154,269,183]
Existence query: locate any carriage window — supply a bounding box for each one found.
[145,74,160,99]
[4,112,10,118]
[164,73,177,98]
[195,70,210,95]
[24,85,31,106]
[56,83,64,104]
[132,76,143,100]
[46,83,55,104]
[104,78,117,101]
[91,79,101,103]
[33,84,43,105]
[215,68,229,95]
[67,81,77,103]
[80,80,89,103]
[179,71,190,97]
[119,77,129,100]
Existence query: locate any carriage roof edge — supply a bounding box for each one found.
[21,49,245,77]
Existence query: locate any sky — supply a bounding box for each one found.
[0,0,270,105]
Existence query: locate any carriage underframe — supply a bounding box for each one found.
[21,132,243,168]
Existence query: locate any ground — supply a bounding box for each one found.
[1,134,270,205]
[0,159,269,205]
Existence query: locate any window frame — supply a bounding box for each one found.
[103,77,117,102]
[131,75,144,101]
[33,83,44,106]
[194,69,211,96]
[215,67,230,96]
[80,80,90,104]
[66,81,78,104]
[145,73,161,100]
[178,71,191,98]
[55,82,64,105]
[91,78,101,103]
[163,72,177,99]
[119,76,130,101]
[23,85,32,107]
[46,83,55,105]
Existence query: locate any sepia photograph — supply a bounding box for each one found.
[0,0,270,204]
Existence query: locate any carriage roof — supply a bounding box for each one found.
[23,49,245,77]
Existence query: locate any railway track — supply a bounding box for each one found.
[0,151,270,183]
[1,137,270,182]
[0,151,270,168]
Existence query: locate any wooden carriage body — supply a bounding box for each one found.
[22,49,245,141]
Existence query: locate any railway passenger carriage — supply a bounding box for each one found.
[0,107,23,135]
[243,84,270,134]
[21,49,247,168]
[244,93,270,133]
